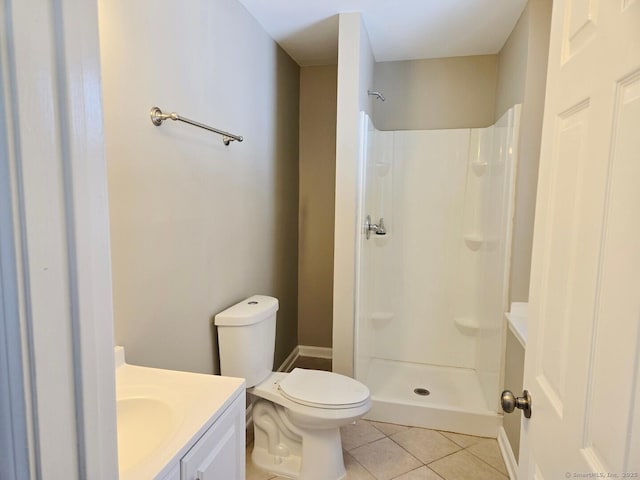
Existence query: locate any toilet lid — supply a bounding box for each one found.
[278,368,370,408]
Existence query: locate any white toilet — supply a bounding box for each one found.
[215,295,371,480]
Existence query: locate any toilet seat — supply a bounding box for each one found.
[250,370,371,480]
[277,368,370,409]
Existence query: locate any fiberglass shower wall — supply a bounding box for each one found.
[355,106,520,418]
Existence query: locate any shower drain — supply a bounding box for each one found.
[413,387,430,396]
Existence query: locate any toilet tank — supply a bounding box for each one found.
[214,295,279,387]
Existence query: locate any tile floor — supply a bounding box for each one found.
[246,419,508,480]
[246,357,508,479]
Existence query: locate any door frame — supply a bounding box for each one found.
[1,0,118,477]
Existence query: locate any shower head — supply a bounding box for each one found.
[368,90,386,101]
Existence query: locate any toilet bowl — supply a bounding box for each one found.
[215,295,371,480]
[250,370,370,480]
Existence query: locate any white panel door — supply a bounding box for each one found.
[521,0,640,477]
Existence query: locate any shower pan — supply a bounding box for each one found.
[354,106,521,436]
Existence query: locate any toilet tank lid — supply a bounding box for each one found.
[214,295,279,326]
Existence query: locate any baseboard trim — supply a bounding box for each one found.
[277,346,300,372]
[248,345,332,428]
[298,345,332,359]
[498,426,518,480]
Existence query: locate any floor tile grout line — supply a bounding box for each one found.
[349,430,426,479]
[343,422,396,479]
[390,464,444,480]
[424,445,465,467]
[353,422,502,469]
[424,464,445,480]
[431,429,468,449]
[386,427,466,465]
[347,451,384,480]
[462,444,509,478]
[389,465,423,480]
[424,445,509,479]
[439,434,483,449]
[343,419,394,454]
[365,420,489,448]
[368,421,388,436]
[386,433,432,466]
[376,422,507,476]
[345,434,388,454]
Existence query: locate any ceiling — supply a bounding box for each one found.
[236,0,528,66]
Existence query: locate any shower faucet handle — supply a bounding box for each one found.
[364,215,387,239]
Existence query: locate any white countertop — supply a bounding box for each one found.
[115,348,245,480]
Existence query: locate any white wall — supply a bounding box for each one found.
[333,12,375,376]
[99,0,300,374]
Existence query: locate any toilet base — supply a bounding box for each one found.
[252,444,302,479]
[251,399,347,480]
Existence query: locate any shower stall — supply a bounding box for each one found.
[354,106,521,437]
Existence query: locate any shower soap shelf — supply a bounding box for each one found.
[463,234,484,251]
[454,316,480,335]
[370,312,394,323]
[471,161,488,176]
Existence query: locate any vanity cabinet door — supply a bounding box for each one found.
[180,393,245,480]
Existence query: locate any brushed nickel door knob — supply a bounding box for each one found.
[501,389,532,418]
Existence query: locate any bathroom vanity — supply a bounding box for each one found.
[115,347,246,480]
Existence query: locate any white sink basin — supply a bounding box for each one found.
[116,396,178,472]
[114,347,245,480]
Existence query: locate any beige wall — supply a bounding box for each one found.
[495,0,552,459]
[372,55,498,130]
[496,0,552,304]
[100,0,300,374]
[298,65,338,348]
[495,8,530,119]
[504,329,525,460]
